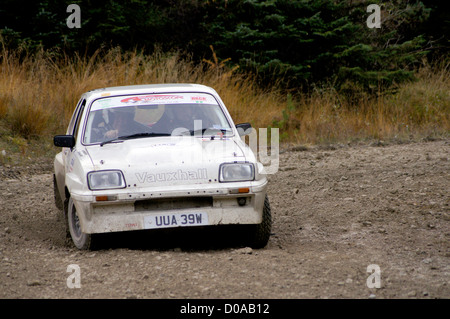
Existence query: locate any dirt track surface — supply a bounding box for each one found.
[0,140,449,299]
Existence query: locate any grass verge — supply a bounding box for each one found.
[0,46,448,168]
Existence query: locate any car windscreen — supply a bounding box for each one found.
[83,93,233,145]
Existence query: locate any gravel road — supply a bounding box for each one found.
[0,139,449,299]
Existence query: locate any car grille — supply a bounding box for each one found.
[134,196,213,211]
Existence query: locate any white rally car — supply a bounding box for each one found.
[53,84,271,249]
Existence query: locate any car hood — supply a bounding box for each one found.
[85,136,248,187]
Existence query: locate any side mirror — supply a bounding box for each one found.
[54,135,75,148]
[235,123,252,136]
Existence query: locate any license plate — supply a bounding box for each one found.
[144,212,208,229]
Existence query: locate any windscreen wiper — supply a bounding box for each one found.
[100,132,171,146]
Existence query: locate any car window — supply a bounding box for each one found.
[66,98,84,135]
[73,99,87,142]
[83,93,233,145]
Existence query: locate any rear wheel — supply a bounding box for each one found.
[67,197,93,250]
[247,195,272,248]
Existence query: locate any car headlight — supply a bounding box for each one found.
[219,163,255,182]
[87,170,126,190]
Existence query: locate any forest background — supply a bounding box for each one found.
[0,0,448,162]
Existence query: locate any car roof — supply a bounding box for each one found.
[83,83,218,100]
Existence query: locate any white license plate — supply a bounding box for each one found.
[144,212,208,229]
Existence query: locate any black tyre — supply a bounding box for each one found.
[53,175,63,211]
[62,198,71,243]
[67,197,93,250]
[248,195,272,248]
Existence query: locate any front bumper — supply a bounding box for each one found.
[70,179,268,234]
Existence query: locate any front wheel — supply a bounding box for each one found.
[247,195,272,248]
[67,197,93,250]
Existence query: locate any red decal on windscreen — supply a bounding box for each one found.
[121,95,184,103]
[191,96,207,101]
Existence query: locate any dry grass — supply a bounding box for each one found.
[0,46,286,138]
[276,61,449,144]
[0,45,448,146]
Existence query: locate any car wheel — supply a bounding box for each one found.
[53,175,63,211]
[62,198,71,243]
[248,195,272,248]
[67,197,93,250]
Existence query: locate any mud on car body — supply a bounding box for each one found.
[53,84,271,249]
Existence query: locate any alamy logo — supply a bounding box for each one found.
[66,264,81,288]
[366,264,381,288]
[66,4,81,29]
[367,4,381,28]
